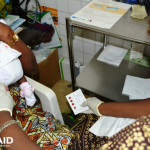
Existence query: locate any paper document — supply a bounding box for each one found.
[97,45,128,66]
[10,18,26,31]
[70,0,131,29]
[14,27,23,34]
[38,11,62,50]
[122,75,150,100]
[4,15,19,26]
[89,116,136,137]
[66,89,89,115]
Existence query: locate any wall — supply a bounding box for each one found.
[22,0,150,66]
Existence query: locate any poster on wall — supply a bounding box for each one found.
[40,6,58,26]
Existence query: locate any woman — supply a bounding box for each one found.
[0,22,73,150]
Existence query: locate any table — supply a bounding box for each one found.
[66,8,150,102]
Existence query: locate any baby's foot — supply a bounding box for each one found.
[20,82,36,106]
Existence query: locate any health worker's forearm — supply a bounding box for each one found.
[99,98,150,119]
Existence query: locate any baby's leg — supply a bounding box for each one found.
[18,76,27,85]
[18,76,36,106]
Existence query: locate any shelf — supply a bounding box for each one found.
[76,47,150,102]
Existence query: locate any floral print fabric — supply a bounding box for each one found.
[0,85,73,150]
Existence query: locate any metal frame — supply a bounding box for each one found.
[66,17,150,92]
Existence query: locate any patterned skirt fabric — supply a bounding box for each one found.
[0,85,74,150]
[67,114,108,150]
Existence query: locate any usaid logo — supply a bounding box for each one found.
[0,137,13,147]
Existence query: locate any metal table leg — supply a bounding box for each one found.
[103,34,108,48]
[66,17,77,91]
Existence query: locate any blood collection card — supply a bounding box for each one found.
[66,89,89,115]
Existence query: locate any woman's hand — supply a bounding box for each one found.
[0,83,13,116]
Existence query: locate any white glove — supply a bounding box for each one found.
[0,83,13,116]
[130,5,147,20]
[80,97,104,116]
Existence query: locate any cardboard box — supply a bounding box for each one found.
[32,49,61,88]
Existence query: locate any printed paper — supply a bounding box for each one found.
[70,0,131,29]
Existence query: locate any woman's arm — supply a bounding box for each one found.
[81,97,150,119]
[0,23,38,75]
[99,98,150,119]
[0,111,44,150]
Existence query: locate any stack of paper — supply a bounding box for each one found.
[14,27,23,34]
[97,45,128,67]
[4,15,19,26]
[122,75,150,100]
[10,18,26,31]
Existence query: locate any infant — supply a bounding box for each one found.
[0,40,36,106]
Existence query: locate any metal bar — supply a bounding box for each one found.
[71,23,150,47]
[66,17,76,91]
[103,35,107,48]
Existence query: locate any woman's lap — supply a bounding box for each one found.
[9,85,73,150]
[67,114,108,150]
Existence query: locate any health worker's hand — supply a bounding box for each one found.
[0,83,13,116]
[80,97,104,116]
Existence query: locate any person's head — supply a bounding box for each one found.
[43,6,47,12]
[147,16,150,36]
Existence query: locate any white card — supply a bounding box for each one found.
[97,45,128,67]
[66,89,89,115]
